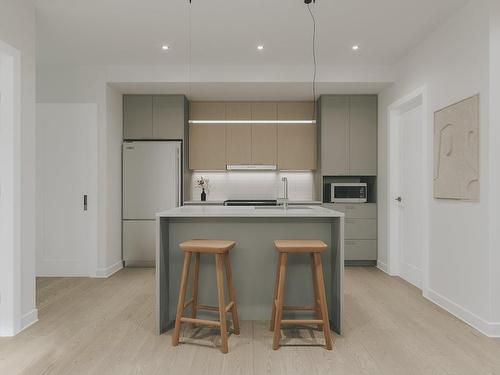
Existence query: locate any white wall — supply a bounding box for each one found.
[489,0,500,325]
[379,0,499,334]
[189,171,316,201]
[102,85,123,274]
[0,0,37,335]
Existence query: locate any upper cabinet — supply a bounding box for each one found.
[349,96,377,175]
[278,124,317,170]
[251,102,277,165]
[123,95,153,139]
[278,102,315,120]
[320,95,377,176]
[190,101,226,120]
[153,96,186,139]
[123,95,187,140]
[189,124,226,170]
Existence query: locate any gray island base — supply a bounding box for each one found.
[155,206,345,335]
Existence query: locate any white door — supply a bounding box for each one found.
[37,103,96,276]
[397,105,424,288]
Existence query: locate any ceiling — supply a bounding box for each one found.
[109,82,391,100]
[36,0,469,68]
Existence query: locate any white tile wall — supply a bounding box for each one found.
[189,171,316,201]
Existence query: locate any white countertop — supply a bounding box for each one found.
[157,205,344,218]
[183,200,323,205]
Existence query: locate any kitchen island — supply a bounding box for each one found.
[155,205,345,335]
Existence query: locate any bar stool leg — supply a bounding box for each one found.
[310,253,323,331]
[272,253,288,350]
[313,253,333,350]
[190,253,200,328]
[215,254,229,353]
[224,252,240,335]
[270,253,282,331]
[172,252,192,346]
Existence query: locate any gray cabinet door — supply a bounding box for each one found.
[152,96,185,139]
[349,96,377,175]
[123,95,153,139]
[320,96,349,175]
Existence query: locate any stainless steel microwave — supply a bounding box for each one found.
[330,183,368,203]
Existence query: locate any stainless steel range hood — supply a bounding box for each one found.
[226,164,277,171]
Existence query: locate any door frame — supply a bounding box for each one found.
[0,40,24,336]
[386,87,430,296]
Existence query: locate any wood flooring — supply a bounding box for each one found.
[1,267,499,375]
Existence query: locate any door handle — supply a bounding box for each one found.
[395,196,402,202]
[83,195,88,211]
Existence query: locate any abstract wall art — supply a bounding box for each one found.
[433,94,480,201]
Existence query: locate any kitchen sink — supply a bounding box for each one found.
[254,206,312,210]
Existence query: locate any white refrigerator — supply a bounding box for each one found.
[122,141,181,266]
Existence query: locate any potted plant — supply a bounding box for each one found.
[195,176,210,201]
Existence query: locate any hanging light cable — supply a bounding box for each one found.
[306,0,317,121]
[187,0,192,99]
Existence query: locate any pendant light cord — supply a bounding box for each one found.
[307,3,317,121]
[187,0,192,99]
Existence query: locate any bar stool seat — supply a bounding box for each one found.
[270,239,333,350]
[172,239,240,354]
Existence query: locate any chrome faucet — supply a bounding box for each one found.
[280,176,289,209]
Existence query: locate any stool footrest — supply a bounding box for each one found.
[283,305,316,311]
[183,298,194,310]
[196,302,235,313]
[180,317,221,327]
[280,319,324,326]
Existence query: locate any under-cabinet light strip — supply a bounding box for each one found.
[189,120,316,124]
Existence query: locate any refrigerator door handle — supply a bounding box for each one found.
[176,146,181,207]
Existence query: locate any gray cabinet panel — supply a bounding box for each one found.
[345,240,377,261]
[320,96,349,175]
[330,203,377,219]
[344,218,377,240]
[153,96,185,139]
[349,96,377,175]
[123,95,153,139]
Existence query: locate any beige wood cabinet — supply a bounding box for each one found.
[188,101,316,170]
[278,124,317,170]
[226,124,252,164]
[226,102,251,120]
[251,124,277,164]
[278,102,315,120]
[251,102,277,121]
[188,124,226,170]
[320,95,377,176]
[190,101,226,120]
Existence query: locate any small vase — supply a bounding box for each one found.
[201,188,207,202]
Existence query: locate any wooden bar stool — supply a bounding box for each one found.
[171,240,240,354]
[270,240,332,350]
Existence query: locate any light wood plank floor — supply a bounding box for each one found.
[1,267,499,375]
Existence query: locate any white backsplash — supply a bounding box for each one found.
[189,171,316,201]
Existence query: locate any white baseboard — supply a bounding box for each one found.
[94,260,123,278]
[399,262,422,289]
[376,260,389,273]
[427,289,500,338]
[0,309,38,337]
[21,309,38,331]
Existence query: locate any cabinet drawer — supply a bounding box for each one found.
[345,218,376,239]
[345,240,377,261]
[324,203,376,219]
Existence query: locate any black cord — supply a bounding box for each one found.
[307,4,317,121]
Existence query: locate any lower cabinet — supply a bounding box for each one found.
[123,220,156,266]
[324,203,377,261]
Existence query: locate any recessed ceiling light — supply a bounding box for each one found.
[257,45,264,50]
[352,45,359,51]
[161,45,170,51]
